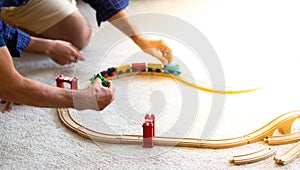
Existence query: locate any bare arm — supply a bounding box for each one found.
[108,10,173,65]
[0,46,114,110]
[0,46,74,107]
[24,36,84,65]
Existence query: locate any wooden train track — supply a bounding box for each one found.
[106,71,262,94]
[264,131,300,145]
[58,108,300,149]
[229,147,276,165]
[55,65,300,166]
[274,142,300,165]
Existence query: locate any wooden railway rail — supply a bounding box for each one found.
[230,147,276,165]
[57,69,299,149]
[56,67,300,166]
[274,142,300,165]
[264,131,300,145]
[58,108,300,149]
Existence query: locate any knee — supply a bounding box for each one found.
[40,10,92,50]
[72,21,92,49]
[70,12,92,49]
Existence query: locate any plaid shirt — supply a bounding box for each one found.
[0,20,30,57]
[0,0,30,57]
[0,0,129,57]
[83,0,128,26]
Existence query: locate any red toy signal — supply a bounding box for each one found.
[143,114,155,148]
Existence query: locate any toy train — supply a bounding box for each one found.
[99,63,180,78]
[89,73,109,87]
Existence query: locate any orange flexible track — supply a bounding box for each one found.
[106,71,262,94]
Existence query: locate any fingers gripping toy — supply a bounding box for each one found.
[89,73,109,87]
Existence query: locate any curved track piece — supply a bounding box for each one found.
[58,109,300,149]
[274,142,300,165]
[229,147,276,165]
[177,74,262,94]
[108,71,261,94]
[264,131,300,145]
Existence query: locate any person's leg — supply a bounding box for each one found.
[40,10,92,49]
[0,0,92,49]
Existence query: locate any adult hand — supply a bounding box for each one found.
[47,40,85,65]
[108,10,172,65]
[132,35,172,65]
[93,78,114,110]
[73,78,115,111]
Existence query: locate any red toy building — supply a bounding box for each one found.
[56,74,78,90]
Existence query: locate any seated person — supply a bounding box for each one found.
[0,0,172,112]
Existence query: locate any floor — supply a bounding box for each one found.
[1,0,300,169]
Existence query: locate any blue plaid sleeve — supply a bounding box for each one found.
[0,19,30,57]
[0,30,5,47]
[82,0,129,26]
[2,0,29,7]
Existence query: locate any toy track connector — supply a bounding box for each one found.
[143,114,155,148]
[56,74,78,90]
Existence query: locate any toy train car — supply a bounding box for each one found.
[164,64,180,76]
[132,63,146,72]
[100,67,116,78]
[99,63,180,78]
[116,64,131,75]
[147,63,162,72]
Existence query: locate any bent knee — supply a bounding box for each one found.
[41,10,92,49]
[72,24,92,49]
[64,11,92,49]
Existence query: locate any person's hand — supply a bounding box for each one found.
[132,35,172,65]
[47,40,85,65]
[93,78,114,110]
[73,78,114,111]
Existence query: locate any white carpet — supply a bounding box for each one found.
[2,0,300,169]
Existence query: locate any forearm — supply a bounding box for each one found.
[0,46,74,108]
[7,77,74,108]
[24,36,53,55]
[108,10,144,44]
[108,10,172,65]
